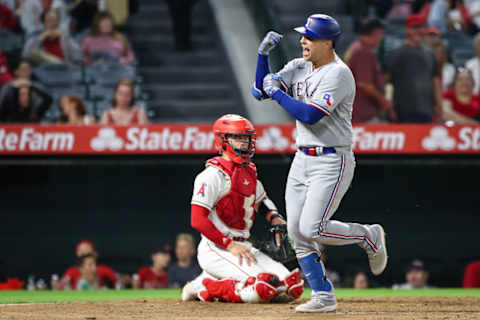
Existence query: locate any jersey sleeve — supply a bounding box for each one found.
[277,59,302,89]
[255,179,267,204]
[310,67,352,116]
[191,168,223,210]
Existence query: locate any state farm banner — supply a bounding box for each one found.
[0,124,479,155]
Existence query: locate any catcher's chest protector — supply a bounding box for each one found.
[206,157,257,231]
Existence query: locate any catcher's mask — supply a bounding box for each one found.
[213,114,256,165]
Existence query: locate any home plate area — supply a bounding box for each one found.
[1,297,479,320]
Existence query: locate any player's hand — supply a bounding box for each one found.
[227,242,257,266]
[263,73,282,97]
[270,217,286,247]
[258,31,283,55]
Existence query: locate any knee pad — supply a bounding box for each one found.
[281,268,304,300]
[239,273,281,303]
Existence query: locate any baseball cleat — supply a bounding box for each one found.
[295,291,337,313]
[368,224,388,276]
[181,281,197,301]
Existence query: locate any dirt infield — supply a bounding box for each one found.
[1,297,479,320]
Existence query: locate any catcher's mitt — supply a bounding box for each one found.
[256,224,296,264]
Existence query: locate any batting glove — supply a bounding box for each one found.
[263,73,283,97]
[258,31,283,55]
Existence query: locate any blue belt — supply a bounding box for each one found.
[299,146,336,156]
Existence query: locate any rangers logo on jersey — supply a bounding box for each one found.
[197,183,206,197]
[322,93,333,107]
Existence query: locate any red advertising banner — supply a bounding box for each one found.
[0,124,479,155]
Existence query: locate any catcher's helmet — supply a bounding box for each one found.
[294,14,341,41]
[213,114,256,165]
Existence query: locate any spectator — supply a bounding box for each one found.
[430,40,455,90]
[353,271,369,289]
[135,246,171,289]
[442,68,479,124]
[463,260,480,288]
[165,0,197,51]
[385,14,443,122]
[57,94,94,124]
[393,259,433,289]
[99,79,148,125]
[345,18,393,123]
[0,51,13,87]
[57,240,117,290]
[76,254,100,290]
[427,0,473,33]
[464,0,480,32]
[0,77,52,122]
[0,59,36,102]
[424,25,442,47]
[168,233,201,288]
[81,11,135,66]
[20,0,70,38]
[67,0,98,35]
[0,2,17,31]
[465,33,480,94]
[23,9,82,66]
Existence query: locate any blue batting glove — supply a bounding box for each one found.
[258,31,283,55]
[263,73,283,97]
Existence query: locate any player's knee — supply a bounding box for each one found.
[287,220,301,241]
[298,220,317,240]
[239,273,280,303]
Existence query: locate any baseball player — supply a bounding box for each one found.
[251,14,388,312]
[181,114,304,303]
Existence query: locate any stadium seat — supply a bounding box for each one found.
[85,61,136,86]
[452,49,475,67]
[0,29,23,52]
[33,63,84,87]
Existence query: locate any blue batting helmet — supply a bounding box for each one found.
[294,14,341,41]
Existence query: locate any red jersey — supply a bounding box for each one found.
[207,157,257,230]
[137,267,168,289]
[463,261,480,288]
[443,90,480,118]
[0,51,12,86]
[191,157,267,248]
[43,38,65,60]
[59,265,117,290]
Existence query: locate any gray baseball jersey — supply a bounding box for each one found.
[277,55,355,148]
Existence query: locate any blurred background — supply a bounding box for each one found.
[1,0,479,291]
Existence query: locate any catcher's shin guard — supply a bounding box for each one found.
[280,268,304,300]
[200,278,242,303]
[241,273,280,302]
[200,273,281,303]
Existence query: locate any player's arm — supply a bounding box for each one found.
[264,69,350,124]
[255,196,285,225]
[251,31,283,100]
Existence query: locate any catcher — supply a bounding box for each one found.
[182,114,304,303]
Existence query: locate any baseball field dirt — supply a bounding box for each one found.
[1,296,480,320]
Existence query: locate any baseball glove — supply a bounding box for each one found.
[256,224,296,264]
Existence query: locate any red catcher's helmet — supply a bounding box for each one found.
[213,114,256,165]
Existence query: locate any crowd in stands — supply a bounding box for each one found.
[0,0,147,125]
[344,0,480,124]
[47,234,202,291]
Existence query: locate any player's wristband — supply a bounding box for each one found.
[267,211,285,223]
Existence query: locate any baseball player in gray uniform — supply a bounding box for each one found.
[251,14,388,313]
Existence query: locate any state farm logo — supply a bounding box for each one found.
[353,127,405,150]
[0,128,74,151]
[90,128,124,151]
[256,127,289,151]
[421,127,455,151]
